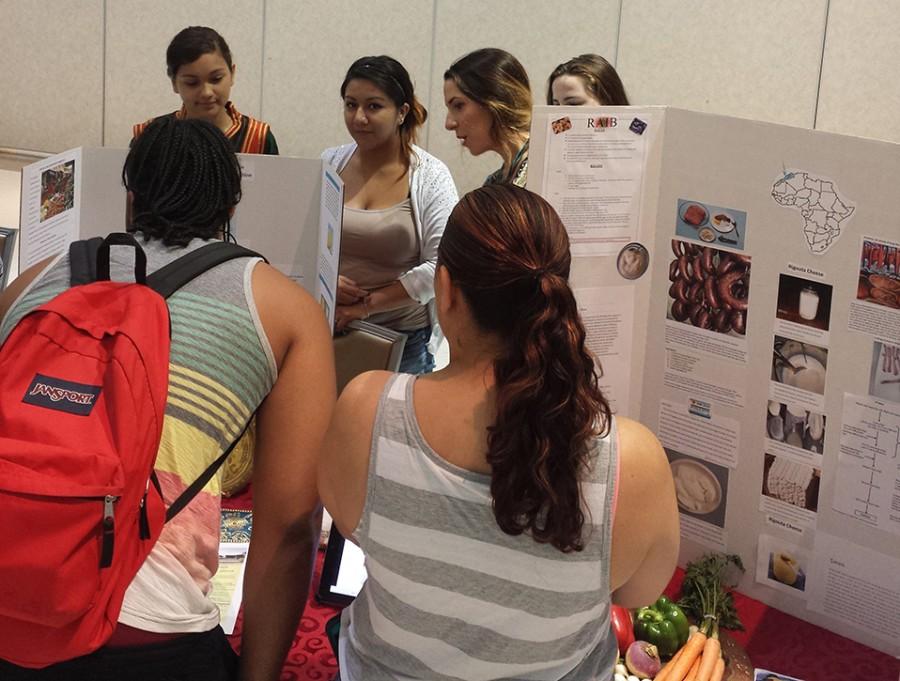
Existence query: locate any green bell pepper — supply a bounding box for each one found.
[633,596,690,658]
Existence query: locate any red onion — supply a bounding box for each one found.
[625,640,662,679]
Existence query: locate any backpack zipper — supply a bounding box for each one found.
[139,479,151,540]
[99,495,118,568]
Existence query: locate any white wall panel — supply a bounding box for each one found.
[428,0,621,193]
[816,0,900,143]
[263,0,435,160]
[0,0,104,152]
[104,0,265,148]
[617,0,827,128]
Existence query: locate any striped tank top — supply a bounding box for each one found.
[340,373,619,681]
[0,237,276,632]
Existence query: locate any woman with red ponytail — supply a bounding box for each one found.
[319,185,679,680]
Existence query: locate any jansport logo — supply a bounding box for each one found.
[22,374,101,416]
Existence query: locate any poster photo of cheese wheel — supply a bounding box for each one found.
[667,239,751,335]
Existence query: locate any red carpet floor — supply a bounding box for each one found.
[226,489,899,681]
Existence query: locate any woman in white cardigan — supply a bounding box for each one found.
[322,56,458,373]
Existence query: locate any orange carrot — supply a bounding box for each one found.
[683,655,702,681]
[652,646,684,681]
[662,631,707,681]
[695,636,721,681]
[709,656,726,681]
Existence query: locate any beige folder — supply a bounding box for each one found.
[333,320,407,394]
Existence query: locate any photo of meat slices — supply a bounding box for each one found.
[681,203,708,227]
[551,116,572,134]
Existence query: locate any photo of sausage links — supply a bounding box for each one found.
[668,239,751,335]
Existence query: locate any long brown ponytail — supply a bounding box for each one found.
[438,185,611,552]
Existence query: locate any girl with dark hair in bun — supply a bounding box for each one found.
[322,55,458,374]
[319,185,679,680]
[133,26,278,155]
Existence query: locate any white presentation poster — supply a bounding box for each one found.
[17,150,339,311]
[315,165,344,329]
[19,148,82,269]
[529,106,900,656]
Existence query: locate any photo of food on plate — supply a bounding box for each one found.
[857,239,900,309]
[771,336,827,396]
[675,198,747,250]
[765,400,825,453]
[869,341,900,403]
[762,453,820,513]
[775,274,833,332]
[664,448,728,528]
[551,116,572,134]
[616,242,649,280]
[667,240,750,336]
[40,160,75,223]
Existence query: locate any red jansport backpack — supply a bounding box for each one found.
[0,233,260,668]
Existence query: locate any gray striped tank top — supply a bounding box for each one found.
[339,373,619,681]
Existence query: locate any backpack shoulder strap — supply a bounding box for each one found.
[152,242,266,521]
[165,415,254,522]
[147,242,266,299]
[68,237,105,286]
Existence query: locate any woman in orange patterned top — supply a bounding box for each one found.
[133,26,278,155]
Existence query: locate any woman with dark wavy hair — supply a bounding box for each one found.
[319,185,679,680]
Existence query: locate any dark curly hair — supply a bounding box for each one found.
[438,185,612,552]
[122,117,242,247]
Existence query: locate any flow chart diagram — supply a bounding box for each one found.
[834,394,900,535]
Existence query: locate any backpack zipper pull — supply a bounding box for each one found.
[139,484,151,540]
[100,495,117,568]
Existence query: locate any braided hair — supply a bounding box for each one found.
[122,117,242,247]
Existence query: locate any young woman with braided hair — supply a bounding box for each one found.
[319,185,679,680]
[0,117,334,681]
[133,26,278,155]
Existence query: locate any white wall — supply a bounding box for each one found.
[2,0,900,192]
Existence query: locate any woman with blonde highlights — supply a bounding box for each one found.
[443,48,532,187]
[547,53,630,106]
[319,185,679,680]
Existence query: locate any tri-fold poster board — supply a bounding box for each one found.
[530,105,900,656]
[14,111,900,656]
[18,149,343,327]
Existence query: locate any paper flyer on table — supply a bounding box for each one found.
[209,542,249,635]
